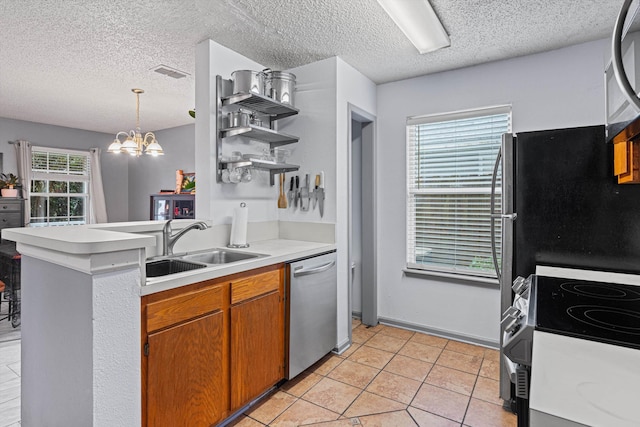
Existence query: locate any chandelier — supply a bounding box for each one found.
[107,89,164,156]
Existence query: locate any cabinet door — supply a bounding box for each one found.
[147,311,226,427]
[173,197,195,219]
[150,195,195,220]
[230,291,284,410]
[150,196,171,221]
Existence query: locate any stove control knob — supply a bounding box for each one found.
[501,308,522,334]
[512,276,529,295]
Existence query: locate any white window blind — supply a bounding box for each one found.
[406,106,511,278]
[30,146,91,226]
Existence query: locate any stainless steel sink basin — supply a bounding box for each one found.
[178,249,263,265]
[146,259,207,278]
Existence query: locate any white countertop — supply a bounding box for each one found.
[530,331,640,427]
[2,224,156,254]
[141,239,336,295]
[1,221,336,296]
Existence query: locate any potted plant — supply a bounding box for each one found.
[0,173,20,197]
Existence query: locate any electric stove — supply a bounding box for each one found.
[534,275,640,350]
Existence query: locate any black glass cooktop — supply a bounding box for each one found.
[534,275,640,350]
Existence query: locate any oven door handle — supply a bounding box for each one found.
[503,354,517,384]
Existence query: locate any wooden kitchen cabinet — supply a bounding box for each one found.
[613,138,640,183]
[230,266,285,410]
[147,311,225,426]
[142,279,230,427]
[141,264,285,426]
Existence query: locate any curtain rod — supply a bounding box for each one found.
[8,140,97,153]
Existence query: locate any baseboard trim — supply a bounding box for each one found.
[333,337,352,355]
[378,316,499,349]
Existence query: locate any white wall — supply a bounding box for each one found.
[278,57,337,223]
[128,124,195,221]
[335,58,377,349]
[195,40,279,225]
[0,117,129,222]
[376,38,609,345]
[239,55,377,349]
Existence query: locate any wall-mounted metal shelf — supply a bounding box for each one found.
[220,158,299,185]
[222,92,299,120]
[216,75,300,185]
[220,125,299,147]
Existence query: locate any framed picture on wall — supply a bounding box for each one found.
[181,172,195,194]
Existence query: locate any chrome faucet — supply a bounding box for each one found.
[162,219,209,256]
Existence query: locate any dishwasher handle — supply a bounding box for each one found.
[293,260,336,277]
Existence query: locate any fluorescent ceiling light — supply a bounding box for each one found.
[377,0,450,54]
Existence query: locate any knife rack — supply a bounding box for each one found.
[215,75,300,185]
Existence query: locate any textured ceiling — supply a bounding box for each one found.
[0,0,623,134]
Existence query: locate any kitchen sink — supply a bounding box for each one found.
[178,249,263,265]
[146,258,207,278]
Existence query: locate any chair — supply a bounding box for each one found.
[0,280,6,321]
[0,249,21,328]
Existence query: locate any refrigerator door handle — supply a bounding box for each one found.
[491,213,517,220]
[490,147,503,281]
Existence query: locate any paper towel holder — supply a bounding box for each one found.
[228,202,250,248]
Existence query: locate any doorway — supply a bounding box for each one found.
[348,105,377,329]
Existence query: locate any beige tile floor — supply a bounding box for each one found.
[231,319,516,427]
[0,320,515,427]
[0,339,21,427]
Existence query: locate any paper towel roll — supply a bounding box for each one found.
[230,203,249,247]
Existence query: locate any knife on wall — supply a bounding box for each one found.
[300,174,310,211]
[313,174,320,210]
[294,175,300,209]
[288,176,294,207]
[318,171,325,218]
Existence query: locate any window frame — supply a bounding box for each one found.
[405,105,512,282]
[29,146,92,227]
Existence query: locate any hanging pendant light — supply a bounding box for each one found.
[108,89,164,157]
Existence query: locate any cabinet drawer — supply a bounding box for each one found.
[0,213,22,228]
[0,202,21,212]
[231,269,280,304]
[146,284,224,333]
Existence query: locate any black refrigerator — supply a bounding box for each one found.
[494,125,640,405]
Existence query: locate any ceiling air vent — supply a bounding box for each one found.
[151,65,190,79]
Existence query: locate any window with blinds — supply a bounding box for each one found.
[30,147,91,226]
[406,106,511,278]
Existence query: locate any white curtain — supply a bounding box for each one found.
[89,148,108,223]
[14,140,32,225]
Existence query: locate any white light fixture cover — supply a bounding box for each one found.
[377,0,450,54]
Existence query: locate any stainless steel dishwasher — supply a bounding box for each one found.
[287,251,337,379]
